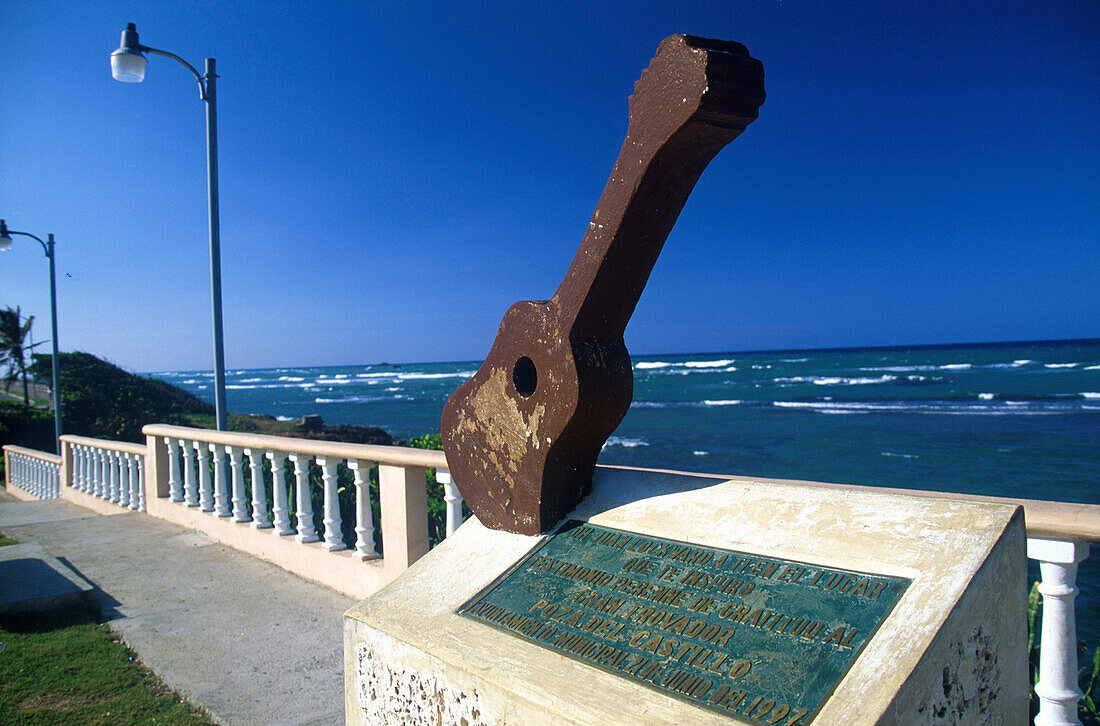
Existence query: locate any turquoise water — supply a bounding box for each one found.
[154,338,1099,642]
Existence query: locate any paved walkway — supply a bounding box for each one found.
[0,489,353,726]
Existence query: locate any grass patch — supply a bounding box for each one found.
[0,530,16,547]
[0,602,215,725]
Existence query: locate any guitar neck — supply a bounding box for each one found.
[552,35,766,339]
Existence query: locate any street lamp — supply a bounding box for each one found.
[0,220,63,452]
[110,22,229,432]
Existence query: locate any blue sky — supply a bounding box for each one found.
[2,1,1097,373]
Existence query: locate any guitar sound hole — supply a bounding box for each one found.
[512,357,537,397]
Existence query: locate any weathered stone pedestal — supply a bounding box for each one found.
[344,468,1027,725]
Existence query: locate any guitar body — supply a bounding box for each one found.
[442,299,632,534]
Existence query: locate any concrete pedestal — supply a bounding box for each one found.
[345,468,1027,725]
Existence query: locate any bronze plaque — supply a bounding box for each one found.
[460,521,909,724]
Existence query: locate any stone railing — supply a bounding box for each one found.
[3,436,1096,722]
[3,445,61,500]
[140,424,457,599]
[60,435,147,514]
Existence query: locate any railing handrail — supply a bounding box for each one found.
[600,464,1100,543]
[60,434,147,456]
[142,423,448,469]
[3,444,62,465]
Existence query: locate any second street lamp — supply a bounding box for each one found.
[110,22,229,431]
[0,219,63,453]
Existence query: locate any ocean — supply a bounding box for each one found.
[153,338,1099,643]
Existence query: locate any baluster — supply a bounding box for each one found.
[72,446,82,492]
[77,446,87,493]
[348,460,377,558]
[288,453,318,543]
[244,448,271,529]
[167,437,184,502]
[1029,538,1090,726]
[33,458,41,496]
[228,446,251,523]
[316,457,346,551]
[197,444,214,512]
[111,451,124,503]
[438,470,464,538]
[95,449,107,498]
[182,440,199,506]
[268,451,293,535]
[118,451,131,508]
[137,456,146,512]
[128,453,141,510]
[212,445,231,517]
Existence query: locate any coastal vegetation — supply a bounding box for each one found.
[0,306,43,407]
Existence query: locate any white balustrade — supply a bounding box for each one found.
[268,451,293,535]
[94,448,106,498]
[137,424,446,597]
[38,436,148,512]
[128,452,141,511]
[213,445,231,517]
[317,456,345,551]
[182,440,198,507]
[244,448,272,529]
[1029,538,1091,726]
[228,446,251,523]
[5,447,60,499]
[289,452,319,543]
[198,444,214,512]
[348,459,378,558]
[437,469,464,539]
[167,437,183,502]
[118,451,131,509]
[110,451,122,504]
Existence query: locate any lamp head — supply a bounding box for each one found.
[110,22,147,82]
[0,220,11,252]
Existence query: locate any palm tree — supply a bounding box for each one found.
[0,306,44,405]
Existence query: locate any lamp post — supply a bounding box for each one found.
[0,220,63,452]
[110,22,229,431]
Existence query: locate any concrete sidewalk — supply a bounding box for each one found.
[0,490,353,726]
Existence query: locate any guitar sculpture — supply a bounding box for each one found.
[442,35,765,535]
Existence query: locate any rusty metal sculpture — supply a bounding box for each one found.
[442,35,765,535]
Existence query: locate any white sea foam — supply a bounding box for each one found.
[780,358,809,363]
[630,401,668,408]
[940,363,972,370]
[693,451,709,456]
[773,400,1068,416]
[860,365,938,373]
[1045,363,1079,368]
[314,394,407,404]
[1085,365,1100,370]
[1014,359,1036,366]
[881,452,919,458]
[239,378,264,383]
[702,399,743,406]
[181,379,198,384]
[635,359,735,371]
[684,359,735,368]
[979,393,995,400]
[602,436,649,448]
[1083,392,1100,399]
[278,376,305,382]
[776,375,898,386]
[334,374,349,379]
